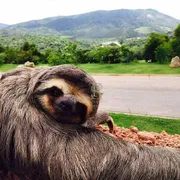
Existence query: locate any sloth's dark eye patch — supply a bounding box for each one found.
[39,86,64,97]
[47,86,64,97]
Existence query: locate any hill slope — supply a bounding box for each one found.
[0,23,8,29]
[2,9,180,38]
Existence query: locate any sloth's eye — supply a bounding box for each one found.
[47,86,64,97]
[37,86,64,97]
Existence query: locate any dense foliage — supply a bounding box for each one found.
[0,24,180,66]
[0,42,137,65]
[143,33,169,62]
[143,24,180,63]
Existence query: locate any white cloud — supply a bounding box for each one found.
[0,0,180,24]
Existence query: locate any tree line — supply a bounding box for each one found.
[143,24,180,63]
[0,41,139,65]
[0,24,180,65]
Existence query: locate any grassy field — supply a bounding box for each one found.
[1,62,180,74]
[110,113,180,135]
[0,64,49,72]
[0,64,18,72]
[78,62,180,74]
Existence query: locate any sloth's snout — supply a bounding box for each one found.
[59,99,75,112]
[54,97,87,124]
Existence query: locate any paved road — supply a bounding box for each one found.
[93,75,180,118]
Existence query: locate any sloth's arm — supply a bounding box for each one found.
[83,111,115,133]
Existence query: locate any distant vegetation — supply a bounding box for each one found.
[0,24,180,67]
[0,35,75,51]
[0,40,142,65]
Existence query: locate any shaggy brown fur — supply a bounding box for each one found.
[0,65,180,180]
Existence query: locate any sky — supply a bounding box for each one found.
[1,0,180,25]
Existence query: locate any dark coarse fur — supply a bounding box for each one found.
[0,65,180,180]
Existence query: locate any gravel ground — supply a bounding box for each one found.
[97,125,180,149]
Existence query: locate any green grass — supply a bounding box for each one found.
[110,113,180,135]
[1,62,180,74]
[0,64,18,72]
[77,62,180,74]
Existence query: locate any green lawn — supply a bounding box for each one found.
[0,64,18,72]
[1,63,180,74]
[77,62,180,74]
[0,64,49,72]
[110,113,180,135]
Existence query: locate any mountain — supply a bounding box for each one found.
[2,9,180,38]
[0,23,8,29]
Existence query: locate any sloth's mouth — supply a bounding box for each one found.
[53,102,87,124]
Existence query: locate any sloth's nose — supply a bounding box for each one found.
[59,100,75,111]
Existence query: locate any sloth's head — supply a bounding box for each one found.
[0,65,100,125]
[36,77,93,124]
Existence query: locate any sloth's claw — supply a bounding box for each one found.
[83,111,115,133]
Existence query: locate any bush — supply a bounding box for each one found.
[155,43,172,63]
[120,46,134,63]
[47,52,66,65]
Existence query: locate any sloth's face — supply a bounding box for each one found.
[35,78,93,124]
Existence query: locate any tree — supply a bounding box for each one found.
[4,48,18,64]
[0,44,4,53]
[16,50,33,64]
[171,38,180,57]
[155,43,172,63]
[21,42,36,51]
[94,47,121,64]
[85,49,99,63]
[170,24,180,57]
[130,46,144,60]
[64,43,78,64]
[120,46,134,63]
[47,51,66,65]
[144,33,169,62]
[76,49,88,64]
[174,24,180,38]
[0,53,5,65]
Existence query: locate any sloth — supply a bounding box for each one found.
[0,65,180,180]
[0,65,110,126]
